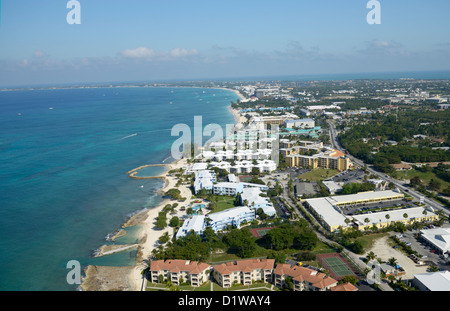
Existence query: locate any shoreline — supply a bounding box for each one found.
[80,87,245,291]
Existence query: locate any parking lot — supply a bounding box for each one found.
[394,227,450,271]
[274,198,291,220]
[330,168,366,183]
[342,198,414,216]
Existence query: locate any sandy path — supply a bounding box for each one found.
[364,235,428,279]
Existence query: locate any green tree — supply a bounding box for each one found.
[223,228,257,258]
[341,275,358,285]
[410,176,422,188]
[169,216,180,227]
[158,232,170,244]
[351,240,365,254]
[388,257,398,267]
[155,212,168,229]
[429,179,441,192]
[366,251,376,262]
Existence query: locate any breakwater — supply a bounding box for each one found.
[126,164,169,180]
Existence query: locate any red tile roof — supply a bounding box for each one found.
[274,264,338,289]
[331,282,358,291]
[149,260,210,274]
[214,258,275,275]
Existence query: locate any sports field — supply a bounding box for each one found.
[316,253,358,280]
[322,257,354,277]
[250,227,276,238]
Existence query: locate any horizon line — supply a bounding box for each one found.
[2,69,450,90]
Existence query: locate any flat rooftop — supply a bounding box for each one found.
[327,190,404,206]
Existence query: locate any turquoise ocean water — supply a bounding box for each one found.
[0,87,238,290]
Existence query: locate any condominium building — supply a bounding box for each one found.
[213,181,268,196]
[284,118,315,129]
[273,263,338,291]
[193,170,216,194]
[213,259,275,287]
[286,150,351,171]
[175,215,206,239]
[240,187,276,217]
[148,260,210,287]
[207,206,255,232]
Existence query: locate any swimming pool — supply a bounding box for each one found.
[192,203,206,213]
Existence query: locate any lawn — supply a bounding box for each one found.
[297,168,339,182]
[397,169,450,190]
[212,282,275,291]
[210,196,236,214]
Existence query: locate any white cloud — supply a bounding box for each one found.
[169,48,199,58]
[33,50,47,58]
[359,40,406,57]
[119,47,156,60]
[119,47,200,61]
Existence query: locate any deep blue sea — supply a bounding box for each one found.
[0,87,238,291]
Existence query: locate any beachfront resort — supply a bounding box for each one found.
[94,84,450,293]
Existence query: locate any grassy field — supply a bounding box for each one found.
[147,280,277,292]
[355,232,389,252]
[399,169,450,190]
[297,168,339,182]
[212,282,276,291]
[210,196,236,214]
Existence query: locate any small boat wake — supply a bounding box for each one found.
[118,133,137,141]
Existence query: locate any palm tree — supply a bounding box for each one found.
[385,214,390,224]
[388,257,398,267]
[366,251,377,262]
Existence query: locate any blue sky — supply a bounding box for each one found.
[0,0,450,86]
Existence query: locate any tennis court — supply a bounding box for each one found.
[316,253,359,280]
[250,227,276,238]
[322,257,354,277]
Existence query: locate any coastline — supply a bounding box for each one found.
[80,87,244,291]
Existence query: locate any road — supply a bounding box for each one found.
[327,120,449,218]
